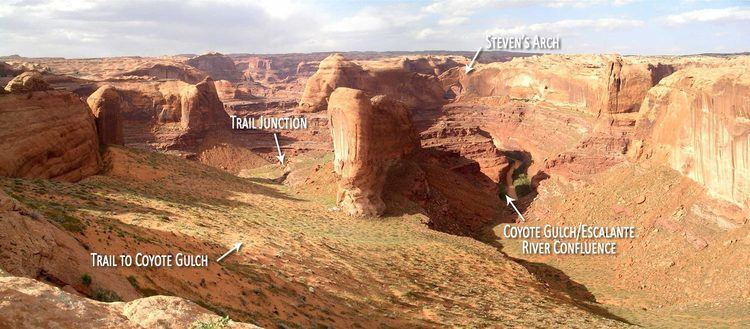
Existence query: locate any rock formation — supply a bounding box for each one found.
[87,85,124,145]
[95,77,229,151]
[4,71,50,93]
[180,77,229,136]
[186,52,243,82]
[0,90,100,181]
[630,60,750,210]
[300,54,446,112]
[328,87,419,216]
[0,276,258,328]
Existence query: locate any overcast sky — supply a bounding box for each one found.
[1,0,748,58]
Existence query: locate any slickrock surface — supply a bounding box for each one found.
[187,52,243,82]
[0,91,100,181]
[3,71,50,93]
[630,59,750,210]
[87,85,125,145]
[328,87,419,216]
[300,54,447,112]
[0,276,258,328]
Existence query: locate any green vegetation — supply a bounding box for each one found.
[192,316,230,329]
[81,273,92,286]
[91,288,122,302]
[513,173,532,197]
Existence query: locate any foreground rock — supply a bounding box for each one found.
[301,54,446,112]
[0,90,100,181]
[0,276,258,328]
[87,85,125,145]
[630,58,750,210]
[4,71,50,93]
[328,88,419,216]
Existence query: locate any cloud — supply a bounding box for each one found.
[323,5,424,33]
[438,16,468,26]
[487,18,644,35]
[663,6,750,25]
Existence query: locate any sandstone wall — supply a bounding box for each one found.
[328,87,419,216]
[630,61,750,209]
[0,91,101,181]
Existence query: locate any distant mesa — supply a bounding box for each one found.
[119,63,207,84]
[300,54,448,112]
[186,52,243,83]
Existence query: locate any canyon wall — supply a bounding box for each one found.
[630,59,750,209]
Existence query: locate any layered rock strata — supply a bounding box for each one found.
[0,90,100,181]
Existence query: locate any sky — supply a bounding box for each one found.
[0,0,748,58]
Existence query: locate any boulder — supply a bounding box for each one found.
[4,71,50,93]
[0,90,100,181]
[630,59,750,209]
[328,87,419,216]
[87,85,124,145]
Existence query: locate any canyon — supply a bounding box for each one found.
[0,50,748,328]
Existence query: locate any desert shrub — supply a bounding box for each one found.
[92,288,121,302]
[81,274,92,286]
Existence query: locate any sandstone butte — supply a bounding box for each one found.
[299,54,448,112]
[328,87,419,216]
[87,84,125,146]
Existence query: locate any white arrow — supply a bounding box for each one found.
[505,195,526,222]
[465,47,483,74]
[216,242,242,263]
[273,133,286,166]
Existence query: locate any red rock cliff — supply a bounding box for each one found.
[630,59,750,209]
